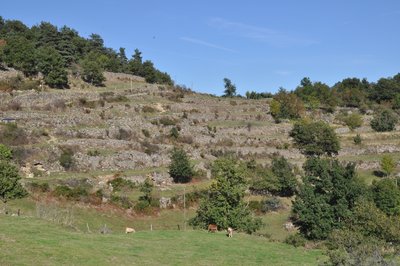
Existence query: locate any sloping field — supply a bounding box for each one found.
[0,216,324,266]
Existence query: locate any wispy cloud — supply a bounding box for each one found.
[180,37,237,53]
[208,18,317,47]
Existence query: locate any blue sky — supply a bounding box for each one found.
[2,0,400,95]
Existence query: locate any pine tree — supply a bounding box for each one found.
[168,147,193,183]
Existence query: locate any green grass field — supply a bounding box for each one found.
[0,216,324,266]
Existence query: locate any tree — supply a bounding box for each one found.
[271,156,297,196]
[169,148,193,183]
[289,120,340,157]
[380,154,396,177]
[36,46,68,88]
[370,109,398,132]
[0,160,27,210]
[80,51,105,86]
[190,158,262,233]
[271,88,305,121]
[223,78,236,97]
[372,179,400,216]
[2,36,37,76]
[292,158,366,239]
[139,177,153,205]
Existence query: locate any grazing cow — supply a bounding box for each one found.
[227,227,233,238]
[284,222,295,231]
[208,224,217,233]
[125,227,136,234]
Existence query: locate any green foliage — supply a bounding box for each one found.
[271,89,305,121]
[170,127,179,139]
[326,228,393,266]
[80,51,106,86]
[292,158,366,240]
[59,148,74,170]
[141,129,150,138]
[285,233,306,248]
[340,112,363,130]
[28,181,50,193]
[53,185,88,200]
[372,179,400,216]
[2,36,37,76]
[370,109,398,132]
[261,197,282,213]
[36,46,68,88]
[332,77,369,107]
[0,144,12,161]
[190,157,263,234]
[271,156,297,196]
[169,148,193,183]
[0,160,27,203]
[245,91,272,99]
[392,93,400,110]
[159,117,177,126]
[223,78,236,97]
[139,177,153,204]
[380,154,396,177]
[109,177,135,192]
[289,120,340,157]
[294,78,336,111]
[353,134,362,145]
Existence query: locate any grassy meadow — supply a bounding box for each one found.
[0,215,324,266]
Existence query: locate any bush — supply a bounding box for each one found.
[29,182,50,193]
[87,149,100,156]
[142,105,157,113]
[170,127,179,139]
[109,177,135,192]
[261,197,282,213]
[342,113,363,130]
[159,117,177,126]
[111,195,133,209]
[285,233,306,247]
[370,109,398,132]
[353,134,362,145]
[289,120,340,157]
[54,185,88,201]
[142,129,150,138]
[59,148,74,170]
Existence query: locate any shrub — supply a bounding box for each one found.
[111,195,133,209]
[87,149,100,156]
[342,113,363,130]
[54,185,88,201]
[142,129,150,138]
[289,120,340,157]
[0,144,12,161]
[159,117,177,126]
[261,197,282,212]
[370,109,398,132]
[353,134,362,145]
[109,177,135,192]
[142,105,157,113]
[285,233,306,247]
[141,141,159,155]
[59,148,74,170]
[29,182,50,193]
[170,127,179,139]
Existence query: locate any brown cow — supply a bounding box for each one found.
[208,224,217,233]
[227,227,233,237]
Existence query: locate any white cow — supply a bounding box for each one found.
[125,227,136,234]
[227,227,233,238]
